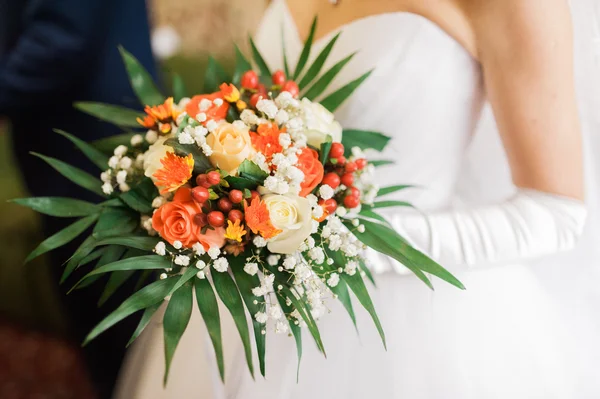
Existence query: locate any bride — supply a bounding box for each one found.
[115,0,598,398]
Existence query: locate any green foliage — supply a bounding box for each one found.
[163,281,193,384]
[119,46,164,106]
[321,70,373,113]
[204,56,230,93]
[25,214,99,263]
[119,178,157,214]
[342,129,391,155]
[233,45,252,85]
[54,129,109,170]
[319,137,333,165]
[303,52,356,100]
[298,33,341,89]
[10,197,98,218]
[294,17,318,79]
[377,185,415,196]
[74,102,145,128]
[194,277,225,381]
[93,133,139,154]
[172,74,187,102]
[211,270,254,378]
[84,276,178,345]
[31,153,105,197]
[230,254,267,377]
[237,160,268,185]
[249,37,271,79]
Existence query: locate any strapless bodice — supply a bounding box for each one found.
[255,0,485,210]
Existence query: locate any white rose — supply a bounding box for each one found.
[263,194,313,255]
[299,98,342,148]
[143,136,173,182]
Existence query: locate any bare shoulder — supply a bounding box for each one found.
[455,0,573,59]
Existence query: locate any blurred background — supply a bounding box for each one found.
[0,0,267,397]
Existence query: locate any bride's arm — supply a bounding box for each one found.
[390,0,587,267]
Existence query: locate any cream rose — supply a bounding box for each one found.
[143,136,173,182]
[206,122,254,175]
[263,194,313,254]
[300,98,342,148]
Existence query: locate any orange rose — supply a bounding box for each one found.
[185,92,229,124]
[152,187,226,249]
[296,148,324,197]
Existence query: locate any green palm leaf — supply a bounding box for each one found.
[298,32,341,89]
[31,152,105,197]
[163,281,193,384]
[84,276,178,345]
[25,214,99,263]
[119,46,164,106]
[321,70,373,113]
[204,56,229,93]
[127,302,162,347]
[10,197,98,218]
[293,17,317,79]
[211,269,254,378]
[302,52,356,100]
[249,37,271,78]
[230,254,267,377]
[74,102,145,128]
[233,45,252,85]
[172,73,187,102]
[195,277,225,381]
[54,129,109,170]
[341,129,391,154]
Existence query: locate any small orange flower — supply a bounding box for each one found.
[220,83,241,103]
[153,152,194,194]
[245,196,282,239]
[137,97,181,132]
[250,123,284,160]
[185,92,229,124]
[224,220,247,242]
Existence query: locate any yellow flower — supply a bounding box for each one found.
[206,122,255,175]
[224,220,247,242]
[220,83,241,103]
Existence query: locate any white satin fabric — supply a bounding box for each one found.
[114,1,600,398]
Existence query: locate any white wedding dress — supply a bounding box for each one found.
[115,1,600,398]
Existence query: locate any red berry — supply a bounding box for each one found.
[207,171,221,186]
[257,83,267,94]
[208,211,225,227]
[196,174,212,189]
[272,70,286,86]
[329,143,344,159]
[349,187,361,197]
[282,81,299,97]
[229,189,244,204]
[320,198,337,214]
[241,70,259,89]
[250,93,265,108]
[336,156,347,165]
[344,195,360,209]
[322,172,341,189]
[194,213,208,227]
[355,158,367,170]
[191,186,209,203]
[341,173,354,187]
[217,197,233,213]
[345,161,358,173]
[250,190,260,200]
[228,209,244,223]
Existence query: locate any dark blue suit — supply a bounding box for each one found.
[0,1,158,397]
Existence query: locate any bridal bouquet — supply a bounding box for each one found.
[13,21,463,383]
